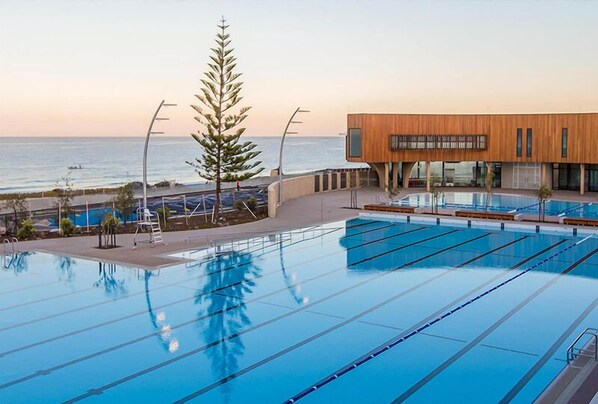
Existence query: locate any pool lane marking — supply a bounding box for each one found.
[0,224,424,355]
[0,226,433,389]
[455,235,529,268]
[0,285,100,312]
[0,280,63,297]
[59,229,472,402]
[499,295,598,403]
[287,238,592,403]
[0,221,394,332]
[391,249,598,402]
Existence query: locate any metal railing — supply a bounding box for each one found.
[184,225,345,258]
[2,237,19,256]
[567,327,598,365]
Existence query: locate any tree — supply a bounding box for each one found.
[2,194,27,234]
[537,184,553,222]
[430,185,442,214]
[187,18,263,223]
[55,172,75,218]
[484,163,495,212]
[114,182,135,225]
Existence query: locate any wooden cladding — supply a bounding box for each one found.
[347,113,598,164]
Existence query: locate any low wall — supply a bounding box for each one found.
[268,171,362,217]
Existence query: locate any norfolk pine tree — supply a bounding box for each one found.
[187,18,263,222]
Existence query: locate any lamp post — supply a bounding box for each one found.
[278,107,309,207]
[142,100,177,212]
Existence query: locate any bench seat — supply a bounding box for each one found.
[363,204,417,214]
[455,210,517,221]
[562,218,598,227]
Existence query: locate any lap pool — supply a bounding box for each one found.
[397,192,598,219]
[1,218,597,402]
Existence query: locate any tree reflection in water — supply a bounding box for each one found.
[196,252,262,398]
[93,262,127,297]
[142,269,179,353]
[54,255,76,283]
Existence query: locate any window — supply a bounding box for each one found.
[526,128,532,157]
[561,128,568,158]
[348,128,361,157]
[516,128,522,157]
[389,134,487,150]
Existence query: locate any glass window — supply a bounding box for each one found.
[561,128,568,158]
[526,128,532,157]
[348,128,361,157]
[479,135,487,149]
[516,128,522,157]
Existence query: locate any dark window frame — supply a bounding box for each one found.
[526,128,532,157]
[561,128,568,158]
[389,134,487,150]
[516,128,522,157]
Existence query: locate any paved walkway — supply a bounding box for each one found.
[13,187,598,269]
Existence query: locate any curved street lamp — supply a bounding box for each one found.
[142,100,177,211]
[278,107,309,207]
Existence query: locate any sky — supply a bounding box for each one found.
[0,0,597,137]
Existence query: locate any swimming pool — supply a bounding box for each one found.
[397,192,598,219]
[0,218,597,402]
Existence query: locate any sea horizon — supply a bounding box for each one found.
[0,135,362,194]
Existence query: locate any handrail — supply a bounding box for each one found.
[567,327,598,364]
[184,225,320,245]
[2,239,11,255]
[11,237,19,253]
[209,226,324,247]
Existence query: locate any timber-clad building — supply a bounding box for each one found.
[346,113,598,194]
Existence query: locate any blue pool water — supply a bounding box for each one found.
[398,192,598,219]
[1,218,597,402]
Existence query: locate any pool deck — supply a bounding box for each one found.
[12,187,598,269]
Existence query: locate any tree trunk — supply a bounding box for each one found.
[214,178,221,223]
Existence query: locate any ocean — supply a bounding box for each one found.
[0,136,364,194]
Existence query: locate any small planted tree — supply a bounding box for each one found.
[430,185,442,214]
[114,182,135,225]
[484,163,495,212]
[388,188,400,204]
[55,172,75,219]
[537,184,553,222]
[2,194,27,234]
[187,18,263,223]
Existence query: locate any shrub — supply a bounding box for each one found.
[234,200,244,211]
[246,196,257,211]
[102,214,120,232]
[16,219,35,240]
[60,218,75,237]
[156,207,171,223]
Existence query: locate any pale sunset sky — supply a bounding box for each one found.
[1,0,597,137]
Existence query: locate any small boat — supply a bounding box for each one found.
[68,164,83,170]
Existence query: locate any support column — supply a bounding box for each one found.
[392,163,399,191]
[540,163,551,189]
[402,162,416,189]
[580,163,585,195]
[426,161,431,192]
[384,162,390,191]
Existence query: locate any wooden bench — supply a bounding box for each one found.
[562,218,598,227]
[455,210,517,221]
[363,204,417,214]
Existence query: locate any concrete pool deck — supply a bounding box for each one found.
[11,187,598,269]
